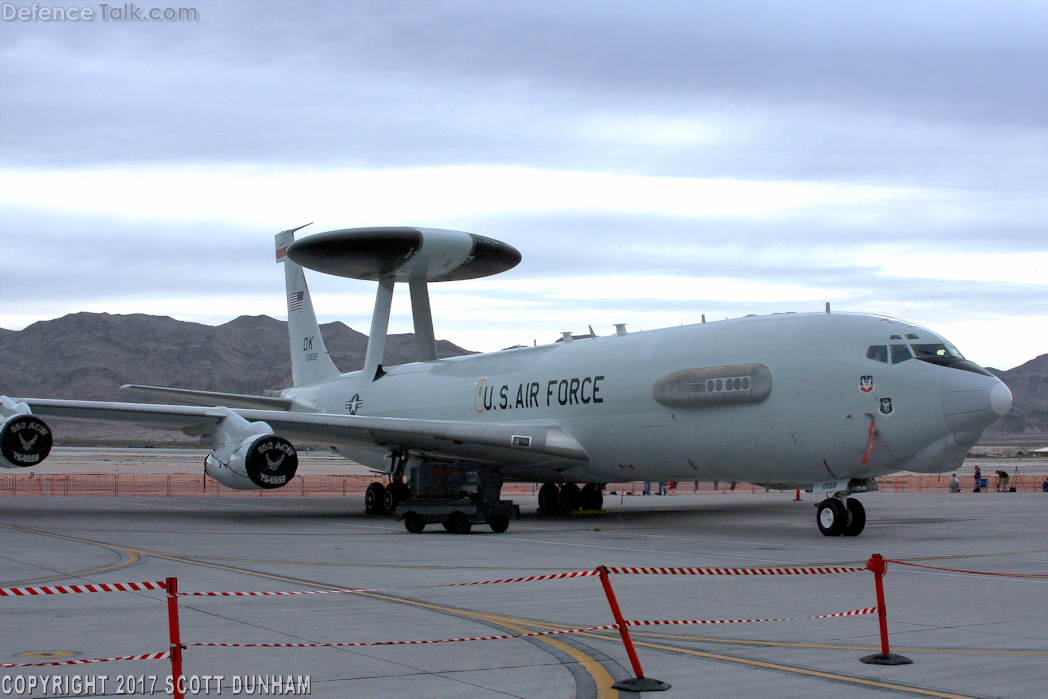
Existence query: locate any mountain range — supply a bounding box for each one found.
[0,312,472,444]
[1,312,1044,445]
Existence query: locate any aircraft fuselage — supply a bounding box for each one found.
[283,311,1009,487]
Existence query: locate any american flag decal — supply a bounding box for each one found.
[288,291,305,312]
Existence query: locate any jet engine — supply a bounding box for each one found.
[0,400,53,469]
[201,410,298,490]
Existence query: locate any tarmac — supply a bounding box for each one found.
[2,476,1047,698]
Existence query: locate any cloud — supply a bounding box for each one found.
[0,1,1045,369]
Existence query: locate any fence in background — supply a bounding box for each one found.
[2,472,1044,497]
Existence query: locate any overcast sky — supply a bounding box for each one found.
[1,1,1045,370]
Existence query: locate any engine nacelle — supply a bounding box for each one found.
[204,432,298,490]
[0,408,53,469]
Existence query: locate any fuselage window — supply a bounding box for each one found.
[911,343,957,359]
[891,344,913,364]
[866,345,888,363]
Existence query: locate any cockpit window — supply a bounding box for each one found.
[891,344,913,364]
[866,345,888,363]
[889,334,901,340]
[905,333,920,340]
[911,343,958,360]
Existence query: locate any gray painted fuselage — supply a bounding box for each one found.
[282,312,1008,487]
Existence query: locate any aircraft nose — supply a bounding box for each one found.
[990,380,1013,417]
[942,367,1012,433]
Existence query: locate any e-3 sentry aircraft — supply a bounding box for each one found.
[0,226,1012,536]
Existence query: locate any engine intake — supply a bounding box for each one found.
[1,413,53,468]
[205,433,299,490]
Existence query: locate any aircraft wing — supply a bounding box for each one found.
[119,384,294,411]
[20,398,588,465]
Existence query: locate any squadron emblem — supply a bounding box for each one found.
[879,397,894,416]
[859,375,874,393]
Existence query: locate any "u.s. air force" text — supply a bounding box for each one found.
[475,376,604,412]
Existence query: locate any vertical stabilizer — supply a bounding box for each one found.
[276,227,341,387]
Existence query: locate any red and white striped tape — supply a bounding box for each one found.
[179,570,599,597]
[190,625,619,648]
[0,581,166,597]
[186,607,876,650]
[606,566,865,576]
[624,607,877,627]
[0,652,169,668]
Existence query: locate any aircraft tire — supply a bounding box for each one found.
[404,512,425,533]
[447,511,472,534]
[365,482,385,515]
[580,483,603,510]
[488,515,510,533]
[383,486,398,513]
[843,498,866,536]
[817,498,848,536]
[559,483,581,514]
[538,483,559,513]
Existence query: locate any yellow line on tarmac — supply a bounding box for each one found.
[1,524,617,699]
[571,631,979,699]
[0,523,141,585]
[621,629,1048,657]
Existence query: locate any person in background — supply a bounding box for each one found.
[996,470,1011,492]
[643,481,651,495]
[949,474,961,493]
[973,464,982,492]
[657,481,668,495]
[1042,477,1048,493]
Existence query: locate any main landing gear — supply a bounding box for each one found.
[817,497,866,536]
[364,481,410,516]
[538,482,604,515]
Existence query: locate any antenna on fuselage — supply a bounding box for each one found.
[284,227,522,380]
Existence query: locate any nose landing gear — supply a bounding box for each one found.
[817,497,866,536]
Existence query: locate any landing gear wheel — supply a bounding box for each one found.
[580,483,603,510]
[446,511,472,534]
[559,483,581,514]
[817,498,848,536]
[404,512,425,533]
[364,482,385,515]
[382,487,398,514]
[843,498,866,536]
[488,515,509,533]
[538,483,559,513]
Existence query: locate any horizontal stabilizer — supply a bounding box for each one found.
[120,385,293,411]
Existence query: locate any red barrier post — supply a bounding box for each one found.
[860,555,912,665]
[596,566,670,692]
[166,577,186,699]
